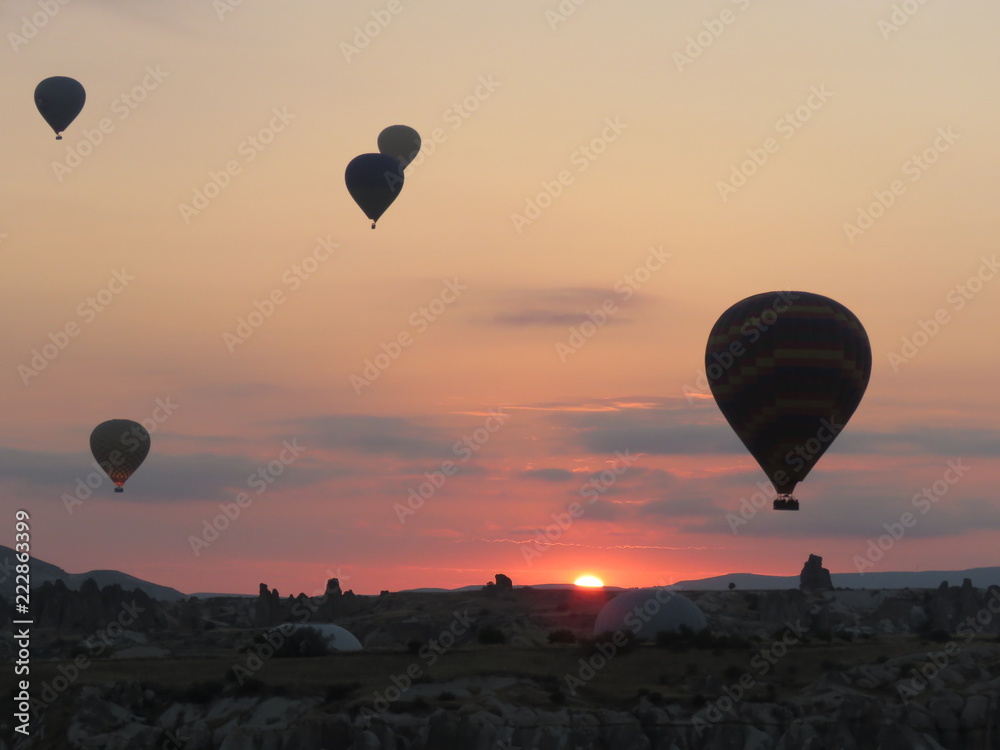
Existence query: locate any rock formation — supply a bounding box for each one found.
[31,578,162,634]
[800,554,833,591]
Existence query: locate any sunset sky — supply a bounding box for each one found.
[3,1,1000,596]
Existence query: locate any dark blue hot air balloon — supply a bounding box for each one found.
[705,291,872,510]
[35,76,86,140]
[345,153,404,229]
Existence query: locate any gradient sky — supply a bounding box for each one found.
[3,1,1000,596]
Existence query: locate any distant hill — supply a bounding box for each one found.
[404,572,1000,594]
[398,583,628,593]
[187,592,258,599]
[0,546,187,602]
[3,544,998,601]
[672,567,1000,591]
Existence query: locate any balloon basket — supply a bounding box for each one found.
[114,487,124,493]
[773,495,798,511]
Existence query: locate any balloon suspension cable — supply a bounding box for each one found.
[773,494,799,511]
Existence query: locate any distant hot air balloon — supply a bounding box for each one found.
[35,76,86,140]
[705,291,871,510]
[345,153,404,228]
[378,125,421,169]
[90,419,151,493]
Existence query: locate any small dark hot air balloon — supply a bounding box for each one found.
[345,153,404,228]
[90,419,151,493]
[35,76,86,140]
[378,125,421,169]
[705,291,871,510]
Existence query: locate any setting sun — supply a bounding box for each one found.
[574,575,604,588]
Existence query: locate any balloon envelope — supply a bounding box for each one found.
[35,77,86,140]
[90,419,151,492]
[345,153,404,227]
[378,125,421,168]
[705,291,871,501]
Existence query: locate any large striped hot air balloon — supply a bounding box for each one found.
[90,419,151,493]
[705,291,871,510]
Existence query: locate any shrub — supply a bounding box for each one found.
[723,664,744,681]
[274,626,329,658]
[583,630,639,656]
[655,628,749,650]
[548,628,576,644]
[231,676,264,697]
[181,681,225,704]
[477,625,506,645]
[325,682,361,701]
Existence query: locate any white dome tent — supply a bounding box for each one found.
[270,623,363,652]
[593,588,706,640]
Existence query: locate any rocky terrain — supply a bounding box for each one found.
[2,570,1000,749]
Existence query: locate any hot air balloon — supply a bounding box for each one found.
[90,419,151,493]
[705,291,871,510]
[35,77,86,140]
[345,153,404,228]
[378,125,421,169]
